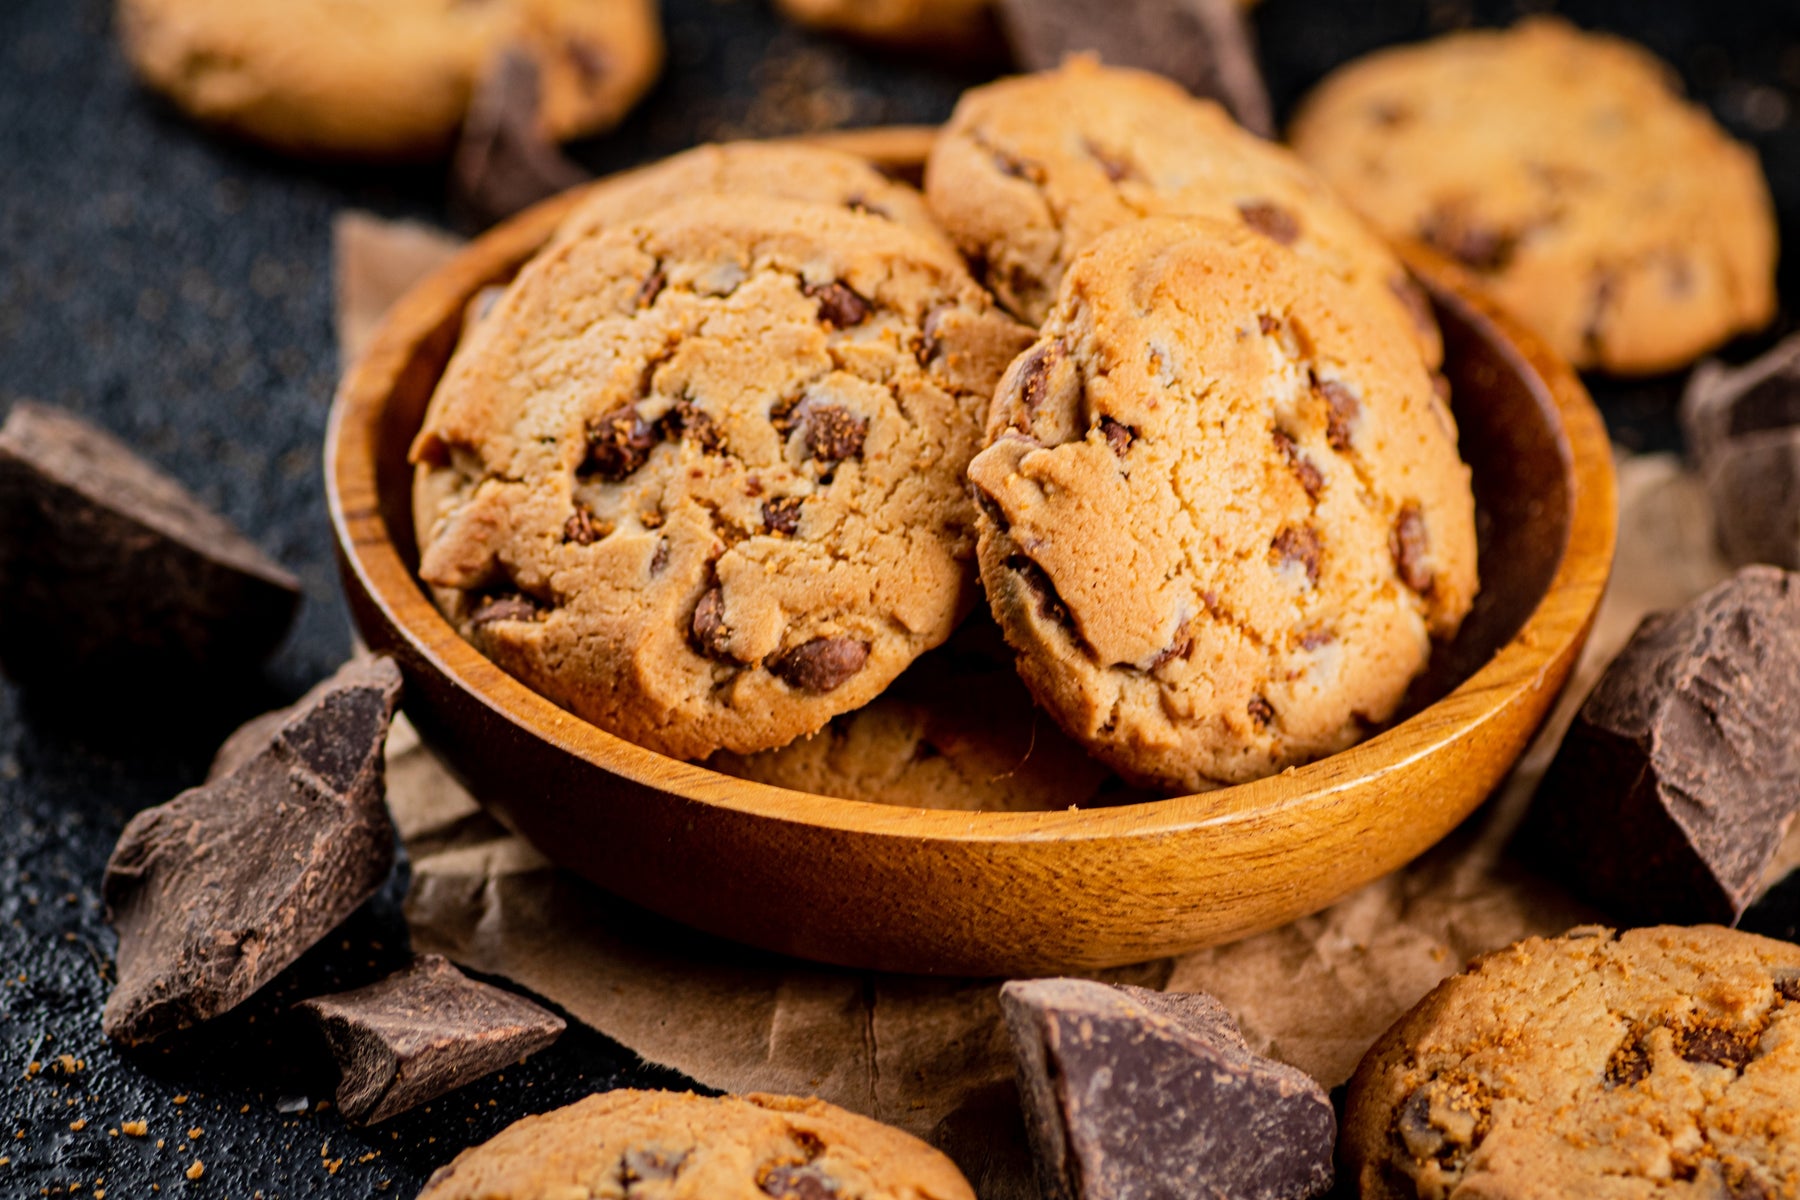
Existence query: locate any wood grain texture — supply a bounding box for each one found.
[326,128,1616,976]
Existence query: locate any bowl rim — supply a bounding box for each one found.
[327,125,1617,849]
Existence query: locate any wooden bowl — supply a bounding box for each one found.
[327,128,1616,976]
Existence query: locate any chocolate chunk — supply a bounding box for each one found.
[1317,379,1360,452]
[450,49,590,230]
[1519,567,1800,925]
[760,1164,840,1199]
[636,269,667,310]
[768,637,869,693]
[584,406,662,480]
[803,281,872,329]
[564,507,608,546]
[1682,335,1800,570]
[1274,429,1324,499]
[995,0,1273,136]
[1420,209,1517,273]
[1272,525,1323,586]
[1098,417,1134,456]
[661,399,722,453]
[471,593,542,628]
[1390,504,1433,594]
[1247,696,1275,728]
[1006,554,1074,631]
[0,402,300,687]
[296,954,564,1125]
[1258,313,1282,336]
[102,658,402,1045]
[1606,1030,1651,1087]
[624,1148,688,1185]
[798,404,867,465]
[1394,1089,1448,1160]
[1674,1019,1760,1070]
[690,586,734,661]
[1776,970,1800,1003]
[1001,979,1335,1200]
[1238,200,1301,245]
[1016,340,1063,417]
[763,495,804,536]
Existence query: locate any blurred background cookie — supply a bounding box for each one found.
[1291,17,1777,375]
[770,0,998,52]
[117,0,664,159]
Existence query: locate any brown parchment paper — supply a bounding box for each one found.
[338,211,1793,1197]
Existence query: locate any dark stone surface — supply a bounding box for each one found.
[3,0,1800,1195]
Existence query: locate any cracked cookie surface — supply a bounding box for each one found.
[924,58,1442,369]
[966,216,1477,793]
[1343,926,1800,1200]
[418,1090,977,1200]
[1290,17,1776,375]
[412,194,1031,760]
[119,0,662,158]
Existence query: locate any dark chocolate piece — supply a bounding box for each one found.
[102,657,403,1045]
[0,402,300,687]
[1001,978,1336,1200]
[1682,336,1800,570]
[295,954,565,1125]
[1519,567,1800,926]
[450,48,591,230]
[994,0,1273,136]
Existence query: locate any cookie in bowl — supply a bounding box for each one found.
[967,216,1478,793]
[1290,18,1777,374]
[411,195,1032,760]
[925,58,1442,369]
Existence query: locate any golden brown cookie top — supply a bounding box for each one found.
[418,1090,977,1199]
[924,58,1441,367]
[412,194,1032,760]
[1290,17,1777,374]
[967,216,1477,793]
[1343,925,1800,1200]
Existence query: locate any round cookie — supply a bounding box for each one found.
[966,216,1478,793]
[118,0,663,159]
[418,1090,977,1199]
[1290,17,1777,375]
[924,58,1443,368]
[1343,926,1800,1199]
[554,141,954,256]
[773,0,995,49]
[709,614,1139,811]
[412,195,1033,761]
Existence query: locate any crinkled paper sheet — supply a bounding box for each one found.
[340,210,1794,1197]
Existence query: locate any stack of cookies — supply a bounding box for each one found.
[410,59,1481,801]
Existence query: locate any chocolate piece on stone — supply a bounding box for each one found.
[1519,567,1800,926]
[1682,335,1800,570]
[296,955,565,1125]
[0,402,300,687]
[1001,978,1336,1200]
[450,48,590,230]
[102,657,403,1045]
[994,0,1273,136]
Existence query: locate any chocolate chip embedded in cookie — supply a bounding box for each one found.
[1290,17,1777,374]
[417,1090,977,1200]
[966,217,1477,793]
[925,58,1441,369]
[412,195,1032,760]
[118,0,663,159]
[1342,926,1800,1199]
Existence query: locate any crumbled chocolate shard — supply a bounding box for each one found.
[584,406,662,480]
[1274,429,1324,499]
[0,401,300,686]
[1239,200,1300,245]
[1674,1019,1760,1070]
[1258,313,1282,336]
[1682,334,1800,570]
[661,399,722,453]
[1272,525,1323,586]
[1247,696,1275,728]
[1394,1089,1448,1160]
[296,954,564,1125]
[1317,379,1360,452]
[102,657,403,1045]
[450,49,591,230]
[1016,340,1063,417]
[768,637,869,693]
[1776,970,1800,1003]
[564,507,608,546]
[1001,979,1336,1200]
[471,593,542,628]
[995,0,1273,135]
[1390,504,1433,594]
[803,280,872,329]
[763,495,804,536]
[760,1164,839,1199]
[690,586,734,661]
[1606,1030,1651,1087]
[1098,417,1134,457]
[1520,567,1800,925]
[635,268,667,310]
[1006,554,1074,631]
[798,404,867,465]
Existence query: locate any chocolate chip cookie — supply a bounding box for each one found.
[412,195,1032,760]
[554,141,953,256]
[118,0,663,159]
[418,1090,977,1199]
[1343,926,1800,1200]
[925,59,1442,368]
[966,216,1477,793]
[1290,17,1777,375]
[772,0,996,49]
